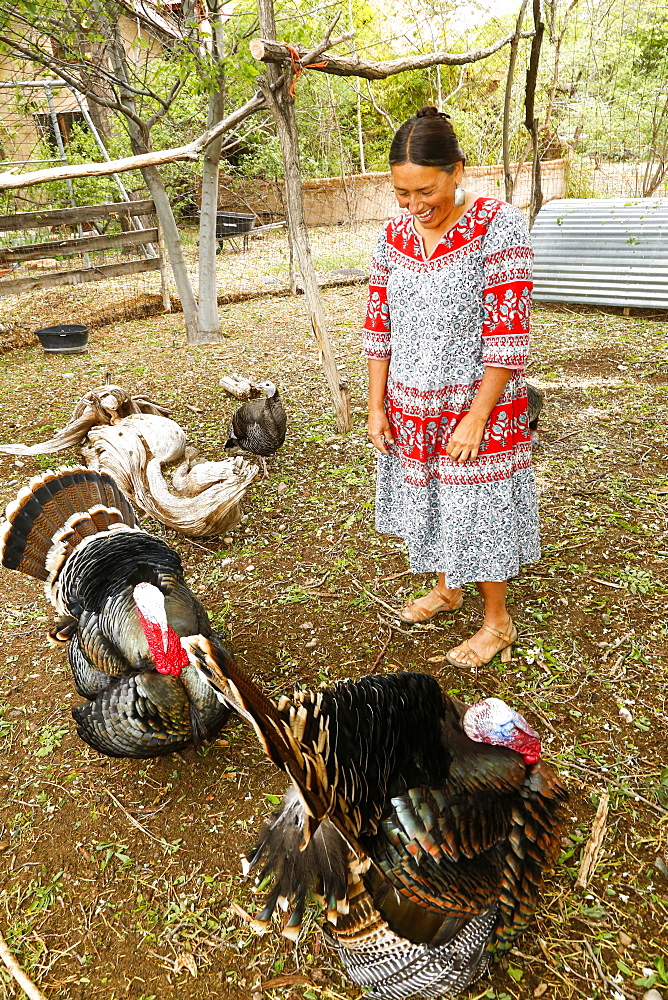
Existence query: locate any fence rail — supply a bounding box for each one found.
[0,199,164,299]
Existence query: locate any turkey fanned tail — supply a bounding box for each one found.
[0,465,137,585]
[1,468,233,759]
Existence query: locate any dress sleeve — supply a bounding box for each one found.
[481,204,533,370]
[362,225,392,360]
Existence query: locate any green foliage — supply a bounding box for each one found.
[3,0,667,203]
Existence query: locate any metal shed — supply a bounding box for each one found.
[531,197,668,308]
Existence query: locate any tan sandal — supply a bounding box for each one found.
[445,621,518,668]
[399,587,464,624]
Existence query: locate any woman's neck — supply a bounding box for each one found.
[414,194,475,257]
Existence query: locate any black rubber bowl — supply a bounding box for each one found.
[34,324,89,355]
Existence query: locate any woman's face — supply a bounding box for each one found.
[391,162,464,230]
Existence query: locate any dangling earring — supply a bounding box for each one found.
[453,186,466,207]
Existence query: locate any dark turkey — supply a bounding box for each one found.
[225,380,286,475]
[184,638,568,998]
[0,467,232,758]
[526,382,544,448]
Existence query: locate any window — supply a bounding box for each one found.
[33,111,88,153]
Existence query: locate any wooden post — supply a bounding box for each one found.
[254,0,353,434]
[157,219,172,312]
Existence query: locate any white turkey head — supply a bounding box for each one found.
[258,380,277,397]
[463,697,541,764]
[133,582,189,677]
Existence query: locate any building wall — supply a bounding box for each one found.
[0,15,163,170]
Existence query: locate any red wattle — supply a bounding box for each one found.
[137,611,189,676]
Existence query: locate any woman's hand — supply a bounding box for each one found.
[445,413,487,463]
[368,408,394,455]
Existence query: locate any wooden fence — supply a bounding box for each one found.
[0,199,168,300]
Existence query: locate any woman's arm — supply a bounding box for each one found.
[445,366,513,463]
[367,358,394,455]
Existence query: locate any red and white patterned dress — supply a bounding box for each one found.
[363,196,540,586]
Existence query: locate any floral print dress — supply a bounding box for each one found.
[363,196,540,587]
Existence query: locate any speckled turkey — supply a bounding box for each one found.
[225,380,286,474]
[184,638,568,998]
[0,467,233,758]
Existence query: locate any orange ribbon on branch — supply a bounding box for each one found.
[285,44,329,97]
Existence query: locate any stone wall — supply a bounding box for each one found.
[217,159,568,226]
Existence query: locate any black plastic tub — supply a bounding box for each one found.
[215,212,255,238]
[34,324,89,355]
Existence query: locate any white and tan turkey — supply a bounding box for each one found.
[0,382,257,536]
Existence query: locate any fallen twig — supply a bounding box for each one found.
[600,633,632,662]
[0,929,48,1000]
[523,697,559,735]
[549,428,580,443]
[576,790,610,889]
[550,759,667,816]
[370,627,392,672]
[589,577,625,589]
[349,577,400,617]
[582,937,617,992]
[104,788,178,849]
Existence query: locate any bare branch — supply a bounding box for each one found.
[249,31,534,80]
[348,79,397,133]
[0,91,266,190]
[1,22,158,103]
[0,930,47,1000]
[0,32,149,125]
[300,30,355,67]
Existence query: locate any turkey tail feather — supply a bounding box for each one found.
[1,466,138,582]
[184,635,334,841]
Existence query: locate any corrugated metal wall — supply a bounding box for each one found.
[532,198,668,308]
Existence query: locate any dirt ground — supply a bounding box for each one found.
[0,269,667,1000]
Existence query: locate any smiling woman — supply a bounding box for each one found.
[365,105,539,668]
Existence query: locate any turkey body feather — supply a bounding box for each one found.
[184,637,567,998]
[225,381,287,465]
[0,468,231,758]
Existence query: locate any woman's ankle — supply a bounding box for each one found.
[483,612,512,630]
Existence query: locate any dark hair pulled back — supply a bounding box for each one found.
[389,105,466,172]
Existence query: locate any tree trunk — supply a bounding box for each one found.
[197,7,228,344]
[198,84,226,343]
[503,0,528,204]
[255,0,352,433]
[104,16,201,340]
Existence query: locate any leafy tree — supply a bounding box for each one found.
[0,0,266,342]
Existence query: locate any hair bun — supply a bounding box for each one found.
[416,105,451,120]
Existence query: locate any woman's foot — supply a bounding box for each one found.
[445,617,517,668]
[399,586,464,624]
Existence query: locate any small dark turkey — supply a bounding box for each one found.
[185,638,568,999]
[526,382,544,448]
[0,467,233,758]
[225,380,286,472]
